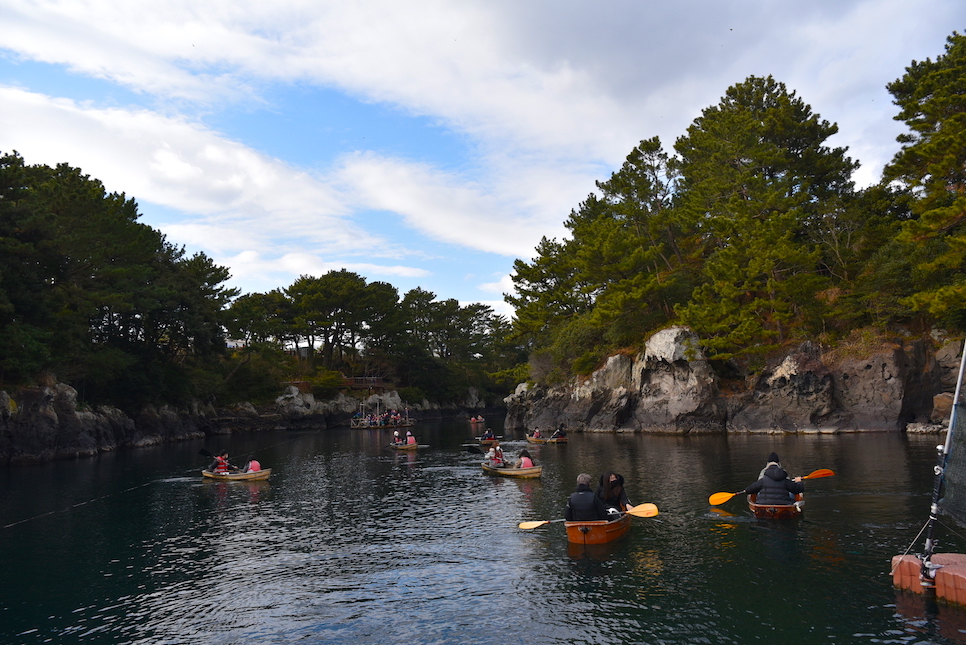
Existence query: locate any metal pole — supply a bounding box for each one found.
[923,340,966,578]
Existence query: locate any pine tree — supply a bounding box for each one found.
[673,76,856,359]
[884,31,966,328]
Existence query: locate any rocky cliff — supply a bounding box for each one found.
[505,326,958,435]
[0,383,499,465]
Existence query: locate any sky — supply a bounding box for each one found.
[0,1,963,317]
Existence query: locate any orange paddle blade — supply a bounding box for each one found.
[626,503,659,518]
[802,468,835,480]
[708,491,737,506]
[518,520,550,530]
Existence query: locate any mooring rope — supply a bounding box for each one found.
[889,518,931,576]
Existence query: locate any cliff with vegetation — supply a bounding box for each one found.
[505,326,960,434]
[0,153,521,422]
[504,34,966,428]
[5,33,966,456]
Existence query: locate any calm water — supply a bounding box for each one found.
[2,418,965,644]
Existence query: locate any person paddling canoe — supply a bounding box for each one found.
[740,453,803,505]
[209,450,237,474]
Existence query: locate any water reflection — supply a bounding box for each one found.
[4,424,966,643]
[568,538,629,562]
[894,591,966,643]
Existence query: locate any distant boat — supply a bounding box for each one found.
[202,469,271,481]
[350,400,415,428]
[529,434,567,444]
[389,443,426,450]
[481,462,542,479]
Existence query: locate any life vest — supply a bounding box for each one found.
[407,435,417,445]
[214,456,230,474]
[246,459,261,473]
[519,456,534,468]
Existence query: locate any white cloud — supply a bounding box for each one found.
[479,273,515,295]
[1,0,964,305]
[336,152,568,258]
[0,85,373,251]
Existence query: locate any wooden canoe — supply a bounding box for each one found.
[389,442,425,450]
[748,493,803,519]
[478,438,500,446]
[545,436,568,444]
[202,468,271,481]
[526,434,546,444]
[565,513,632,545]
[480,462,542,479]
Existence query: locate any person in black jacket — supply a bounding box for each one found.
[597,471,633,513]
[565,473,610,520]
[740,453,804,505]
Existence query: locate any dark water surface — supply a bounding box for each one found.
[3,419,966,644]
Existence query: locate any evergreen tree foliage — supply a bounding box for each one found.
[884,31,966,329]
[673,76,857,359]
[0,152,238,408]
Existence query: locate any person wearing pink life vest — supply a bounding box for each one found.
[406,430,417,445]
[515,449,534,469]
[243,455,261,473]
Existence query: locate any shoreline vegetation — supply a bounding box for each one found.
[4,33,966,462]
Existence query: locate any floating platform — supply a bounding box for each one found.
[892,553,966,605]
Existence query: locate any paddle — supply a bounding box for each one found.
[708,491,739,506]
[625,503,659,518]
[802,468,835,480]
[466,445,483,454]
[518,503,659,529]
[708,468,836,505]
[519,518,566,530]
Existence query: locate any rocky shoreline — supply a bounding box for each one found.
[504,326,960,436]
[0,384,500,466]
[3,326,960,464]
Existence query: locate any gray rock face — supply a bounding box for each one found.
[0,383,495,464]
[505,330,960,435]
[0,384,191,463]
[507,327,725,434]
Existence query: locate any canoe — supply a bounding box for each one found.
[389,443,425,450]
[202,468,271,481]
[546,436,568,444]
[480,462,542,479]
[478,438,500,446]
[564,513,632,545]
[526,434,546,444]
[748,493,803,519]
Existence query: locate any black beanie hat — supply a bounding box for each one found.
[767,452,780,464]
